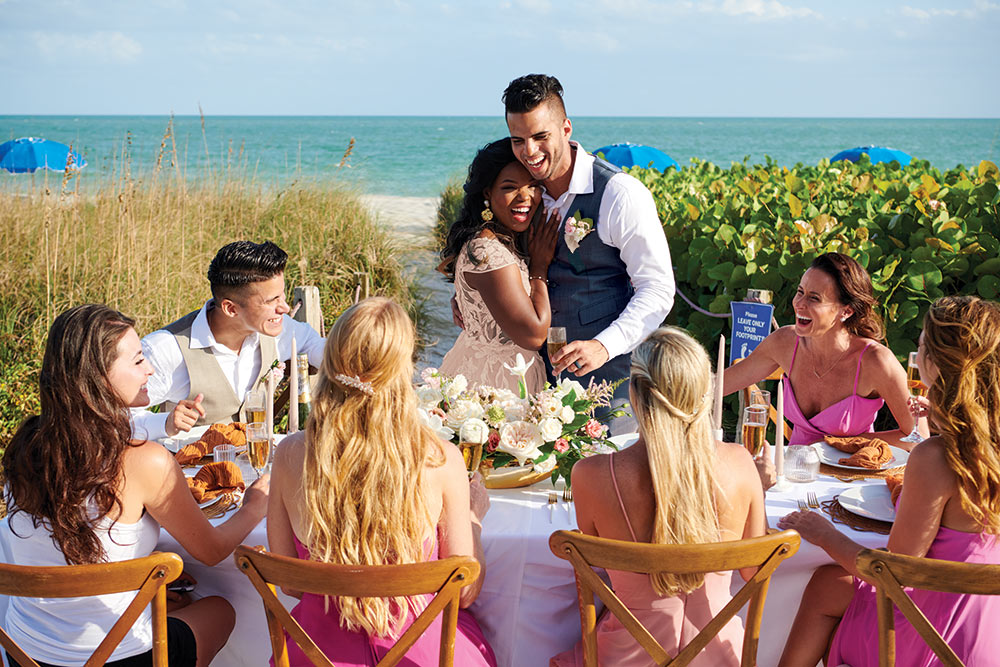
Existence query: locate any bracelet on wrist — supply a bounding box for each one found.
[528,274,547,283]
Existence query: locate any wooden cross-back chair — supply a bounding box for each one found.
[233,545,480,667]
[855,548,1000,667]
[736,362,791,442]
[549,529,800,667]
[0,552,183,667]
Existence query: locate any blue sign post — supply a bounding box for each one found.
[730,301,774,365]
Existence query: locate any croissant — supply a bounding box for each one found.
[839,441,894,469]
[824,435,889,454]
[174,422,247,465]
[885,474,904,506]
[188,461,245,503]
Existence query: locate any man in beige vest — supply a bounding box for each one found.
[131,240,325,440]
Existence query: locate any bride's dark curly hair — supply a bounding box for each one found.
[438,138,531,280]
[3,304,137,565]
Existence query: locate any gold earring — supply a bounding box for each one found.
[481,199,494,222]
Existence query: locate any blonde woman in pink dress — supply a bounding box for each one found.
[439,138,560,394]
[552,326,767,666]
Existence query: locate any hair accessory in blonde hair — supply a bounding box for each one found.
[334,373,375,396]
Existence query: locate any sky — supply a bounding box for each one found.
[1,0,998,117]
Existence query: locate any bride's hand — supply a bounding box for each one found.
[527,208,561,275]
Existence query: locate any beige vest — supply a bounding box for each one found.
[163,307,279,426]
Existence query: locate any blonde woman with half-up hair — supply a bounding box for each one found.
[267,297,497,667]
[779,296,1000,667]
[552,327,767,667]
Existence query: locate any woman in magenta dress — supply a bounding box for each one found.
[267,297,496,666]
[552,326,767,666]
[778,295,1000,666]
[724,252,923,448]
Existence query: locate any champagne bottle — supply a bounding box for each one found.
[297,352,312,425]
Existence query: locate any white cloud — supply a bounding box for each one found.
[32,31,142,63]
[712,0,821,20]
[901,1,999,21]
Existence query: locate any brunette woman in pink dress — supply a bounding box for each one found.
[724,252,924,449]
[267,297,496,667]
[552,326,767,666]
[777,295,1000,666]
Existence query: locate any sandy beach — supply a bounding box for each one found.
[361,194,439,240]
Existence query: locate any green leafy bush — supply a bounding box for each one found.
[435,176,464,251]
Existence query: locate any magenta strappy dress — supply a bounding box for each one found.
[273,535,497,667]
[782,338,884,445]
[551,454,743,666]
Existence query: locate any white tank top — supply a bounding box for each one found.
[2,507,160,665]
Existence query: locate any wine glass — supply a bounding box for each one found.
[459,421,488,480]
[244,389,266,425]
[748,388,770,409]
[901,352,927,443]
[245,422,270,479]
[548,327,567,379]
[741,406,768,458]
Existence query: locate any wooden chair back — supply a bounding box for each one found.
[855,548,1000,667]
[234,545,480,667]
[549,529,800,667]
[0,551,183,667]
[735,362,791,443]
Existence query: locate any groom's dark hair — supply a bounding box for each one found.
[503,74,566,118]
[207,240,287,302]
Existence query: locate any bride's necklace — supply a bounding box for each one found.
[810,343,853,379]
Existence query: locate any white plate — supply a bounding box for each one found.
[607,433,639,450]
[815,441,909,471]
[838,484,896,523]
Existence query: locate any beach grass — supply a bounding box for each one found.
[0,125,419,446]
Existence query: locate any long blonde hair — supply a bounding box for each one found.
[630,326,721,596]
[923,296,1000,534]
[303,297,445,636]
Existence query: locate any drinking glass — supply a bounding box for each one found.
[748,389,770,409]
[785,444,820,483]
[245,422,270,479]
[459,421,488,479]
[245,389,266,425]
[901,352,926,444]
[214,444,236,464]
[548,327,567,378]
[741,406,768,458]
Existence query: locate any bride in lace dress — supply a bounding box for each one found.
[438,139,560,395]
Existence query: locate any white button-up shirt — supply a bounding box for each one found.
[131,300,325,441]
[542,141,676,359]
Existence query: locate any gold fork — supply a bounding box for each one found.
[562,487,573,503]
[548,491,558,524]
[797,499,808,511]
[807,491,820,509]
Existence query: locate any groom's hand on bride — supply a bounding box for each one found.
[527,208,561,272]
[552,340,609,377]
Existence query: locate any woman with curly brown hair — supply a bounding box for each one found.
[2,304,269,667]
[777,295,1000,666]
[724,252,922,448]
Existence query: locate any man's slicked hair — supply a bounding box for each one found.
[503,74,566,118]
[207,240,288,301]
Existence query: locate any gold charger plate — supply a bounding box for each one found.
[483,465,552,489]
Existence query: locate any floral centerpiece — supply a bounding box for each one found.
[415,355,624,487]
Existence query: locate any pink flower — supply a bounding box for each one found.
[928,199,941,211]
[584,419,607,439]
[554,438,570,453]
[486,431,500,453]
[430,407,447,421]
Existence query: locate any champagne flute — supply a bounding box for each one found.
[748,388,770,409]
[246,422,270,479]
[548,327,567,379]
[459,421,489,480]
[741,406,768,458]
[901,351,927,443]
[245,388,266,425]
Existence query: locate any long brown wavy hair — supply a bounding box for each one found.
[810,252,885,340]
[922,295,1000,533]
[3,304,137,565]
[302,297,446,636]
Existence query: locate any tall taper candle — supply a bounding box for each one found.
[265,372,275,441]
[714,335,725,440]
[288,336,299,433]
[776,379,785,477]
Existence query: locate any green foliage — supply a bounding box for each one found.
[434,177,464,249]
[625,156,1000,359]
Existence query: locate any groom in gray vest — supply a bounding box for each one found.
[504,74,675,430]
[131,240,325,441]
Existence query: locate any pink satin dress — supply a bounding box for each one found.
[782,338,884,445]
[551,455,743,667]
[274,535,497,667]
[828,528,1000,667]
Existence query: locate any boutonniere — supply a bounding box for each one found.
[564,211,594,253]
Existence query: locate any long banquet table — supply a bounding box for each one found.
[149,459,889,667]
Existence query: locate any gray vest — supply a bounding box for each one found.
[547,156,633,388]
[163,307,279,426]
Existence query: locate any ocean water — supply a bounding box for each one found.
[2,115,998,197]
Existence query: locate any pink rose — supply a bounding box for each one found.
[584,419,607,439]
[486,431,500,453]
[554,438,570,453]
[430,407,447,421]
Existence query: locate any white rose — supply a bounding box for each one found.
[459,418,490,445]
[501,398,528,422]
[498,421,543,466]
[445,399,485,428]
[417,408,455,442]
[415,385,443,409]
[445,374,468,399]
[533,455,557,474]
[535,393,563,419]
[560,405,576,424]
[539,417,563,442]
[554,377,586,400]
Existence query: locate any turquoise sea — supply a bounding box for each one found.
[2,116,998,197]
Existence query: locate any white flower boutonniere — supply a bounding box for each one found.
[564,211,594,253]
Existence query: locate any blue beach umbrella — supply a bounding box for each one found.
[594,142,679,171]
[0,137,87,173]
[831,145,911,166]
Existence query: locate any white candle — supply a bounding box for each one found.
[714,335,725,438]
[775,379,785,477]
[289,336,299,433]
[265,373,275,441]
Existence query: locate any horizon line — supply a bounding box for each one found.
[2,114,999,121]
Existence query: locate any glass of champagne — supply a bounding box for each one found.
[548,327,567,378]
[459,421,489,480]
[901,351,927,443]
[245,388,266,425]
[748,388,770,409]
[246,422,270,479]
[741,406,768,458]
